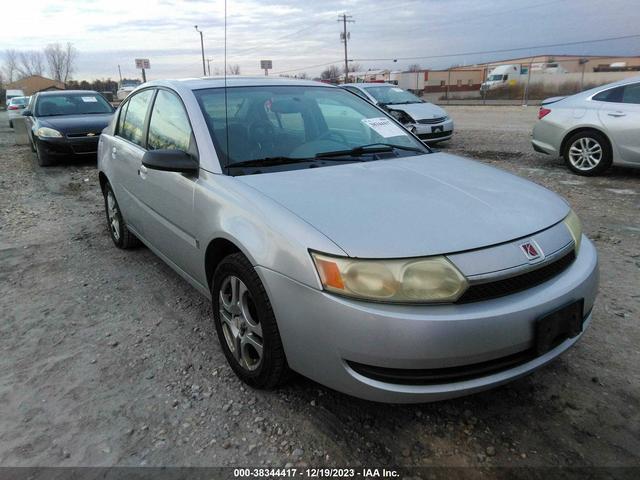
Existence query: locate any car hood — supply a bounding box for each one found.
[237,153,569,258]
[39,113,113,134]
[386,102,447,120]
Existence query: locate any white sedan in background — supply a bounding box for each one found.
[341,83,454,144]
[532,76,640,175]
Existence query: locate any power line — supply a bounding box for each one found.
[273,59,342,75]
[399,0,566,35]
[351,34,640,63]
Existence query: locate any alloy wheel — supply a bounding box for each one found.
[568,137,603,171]
[106,190,121,241]
[219,275,264,371]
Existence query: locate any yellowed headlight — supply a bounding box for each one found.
[311,252,468,303]
[564,209,583,253]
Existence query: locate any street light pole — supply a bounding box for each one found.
[207,58,212,76]
[194,25,206,76]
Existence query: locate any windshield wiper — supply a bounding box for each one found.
[315,143,425,159]
[227,156,365,168]
[227,157,312,168]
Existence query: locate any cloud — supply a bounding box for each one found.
[2,0,638,80]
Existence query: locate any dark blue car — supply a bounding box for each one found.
[23,90,114,166]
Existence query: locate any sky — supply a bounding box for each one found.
[1,0,639,81]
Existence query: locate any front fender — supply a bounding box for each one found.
[194,170,347,290]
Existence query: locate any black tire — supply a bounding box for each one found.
[563,130,612,176]
[103,183,140,249]
[35,142,55,167]
[212,252,290,389]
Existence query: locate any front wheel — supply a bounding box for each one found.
[212,253,290,389]
[563,131,612,176]
[35,142,54,167]
[103,183,140,249]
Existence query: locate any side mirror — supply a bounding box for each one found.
[22,109,33,116]
[142,149,198,174]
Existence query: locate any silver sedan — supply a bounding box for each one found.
[532,76,640,175]
[98,77,597,403]
[340,83,454,144]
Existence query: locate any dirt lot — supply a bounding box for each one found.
[0,106,639,471]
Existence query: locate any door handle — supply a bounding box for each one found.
[111,146,117,159]
[608,112,626,117]
[139,164,148,179]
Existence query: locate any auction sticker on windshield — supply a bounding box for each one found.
[361,117,406,138]
[81,96,98,102]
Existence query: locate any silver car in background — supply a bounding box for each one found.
[532,76,640,175]
[98,77,597,403]
[7,96,29,128]
[341,83,454,144]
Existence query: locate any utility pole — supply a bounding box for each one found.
[194,25,206,76]
[338,13,354,83]
[117,64,122,83]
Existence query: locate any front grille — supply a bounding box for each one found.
[417,130,451,140]
[417,116,447,124]
[457,250,576,304]
[67,132,101,138]
[347,348,536,385]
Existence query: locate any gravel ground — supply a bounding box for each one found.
[0,107,639,470]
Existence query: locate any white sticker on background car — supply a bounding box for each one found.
[81,96,98,102]
[361,117,405,138]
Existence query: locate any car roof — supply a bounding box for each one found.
[341,83,396,88]
[37,90,101,96]
[144,76,332,91]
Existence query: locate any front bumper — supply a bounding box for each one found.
[258,237,598,403]
[410,118,454,143]
[36,135,100,157]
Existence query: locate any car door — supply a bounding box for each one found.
[136,88,200,277]
[109,89,155,237]
[596,82,640,164]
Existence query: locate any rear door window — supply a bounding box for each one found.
[147,90,194,152]
[119,89,154,147]
[622,83,640,105]
[592,86,624,103]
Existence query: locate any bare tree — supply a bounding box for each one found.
[297,72,308,79]
[3,49,19,83]
[16,51,45,77]
[320,65,341,81]
[226,64,241,75]
[407,64,422,72]
[347,62,362,73]
[45,42,77,83]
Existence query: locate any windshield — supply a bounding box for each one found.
[487,74,506,82]
[35,93,112,116]
[363,85,423,105]
[195,85,428,171]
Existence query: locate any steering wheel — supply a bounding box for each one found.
[316,130,348,145]
[248,120,276,152]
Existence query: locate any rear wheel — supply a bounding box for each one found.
[212,253,290,389]
[563,131,612,176]
[103,183,140,249]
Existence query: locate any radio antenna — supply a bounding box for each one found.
[223,0,229,174]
